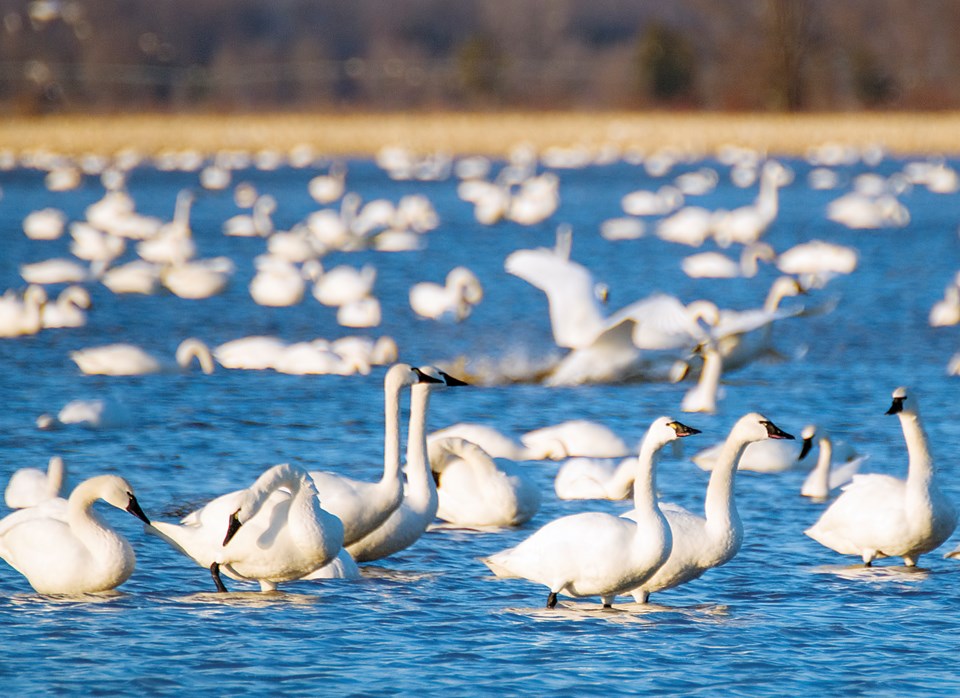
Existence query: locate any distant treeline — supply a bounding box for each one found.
[2,0,958,114]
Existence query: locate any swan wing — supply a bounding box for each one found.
[505,248,606,348]
[612,294,706,351]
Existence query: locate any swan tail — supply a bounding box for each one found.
[479,554,519,579]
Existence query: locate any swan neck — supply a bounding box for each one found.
[631,440,662,513]
[703,435,747,531]
[405,386,436,504]
[900,412,934,486]
[382,379,403,483]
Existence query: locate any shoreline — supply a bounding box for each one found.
[4,111,960,158]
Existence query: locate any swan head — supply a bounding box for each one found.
[646,416,701,446]
[91,475,151,526]
[416,365,469,387]
[886,386,916,416]
[798,425,817,460]
[384,363,441,391]
[733,413,795,443]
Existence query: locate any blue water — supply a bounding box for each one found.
[1,152,959,696]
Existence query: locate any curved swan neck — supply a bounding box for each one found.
[632,439,666,513]
[808,437,832,494]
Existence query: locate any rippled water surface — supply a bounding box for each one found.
[1,153,960,695]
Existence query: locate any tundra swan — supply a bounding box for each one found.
[20,258,89,285]
[346,368,469,563]
[0,285,47,338]
[308,365,443,547]
[776,240,858,288]
[150,463,343,592]
[23,208,66,240]
[681,242,775,279]
[4,456,66,509]
[409,267,484,322]
[161,257,234,299]
[0,474,150,594]
[429,437,541,527]
[71,337,214,376]
[214,336,287,370]
[801,433,868,501]
[482,417,699,608]
[806,387,957,566]
[313,264,377,307]
[249,255,305,307]
[693,424,816,473]
[429,423,528,460]
[41,285,91,329]
[622,413,794,604]
[681,341,724,414]
[710,160,790,247]
[100,259,161,295]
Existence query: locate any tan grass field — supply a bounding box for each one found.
[4,111,960,158]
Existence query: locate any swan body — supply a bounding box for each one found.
[20,258,89,285]
[429,437,541,527]
[249,255,304,307]
[693,424,816,472]
[0,474,150,594]
[801,434,867,500]
[71,338,213,376]
[313,264,377,307]
[623,413,794,603]
[5,456,66,509]
[214,336,287,370]
[521,419,630,460]
[806,387,957,566]
[409,266,483,322]
[150,463,343,592]
[161,257,234,299]
[483,417,699,608]
[554,456,638,500]
[309,365,443,547]
[23,208,66,240]
[681,242,775,279]
[346,368,468,562]
[100,260,161,295]
[0,285,47,338]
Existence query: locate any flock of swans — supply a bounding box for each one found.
[0,137,958,610]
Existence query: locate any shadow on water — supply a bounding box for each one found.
[808,562,931,584]
[498,599,732,625]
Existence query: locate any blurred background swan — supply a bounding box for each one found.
[4,455,66,509]
[409,266,483,322]
[71,337,214,375]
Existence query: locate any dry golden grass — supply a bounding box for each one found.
[4,111,960,157]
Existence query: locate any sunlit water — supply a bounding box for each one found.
[1,154,959,695]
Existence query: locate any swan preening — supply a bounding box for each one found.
[149,463,344,592]
[482,417,700,608]
[806,388,957,566]
[0,475,150,594]
[4,456,66,509]
[622,413,794,604]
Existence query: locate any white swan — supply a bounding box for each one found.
[308,365,444,547]
[776,240,858,288]
[482,417,700,608]
[681,242,775,279]
[71,337,214,376]
[710,160,789,247]
[693,424,816,472]
[312,264,377,307]
[346,368,469,563]
[20,257,89,285]
[5,456,66,509]
[622,413,794,604]
[429,437,541,527]
[23,208,66,240]
[806,387,957,566]
[429,423,528,461]
[0,285,47,338]
[553,455,638,500]
[520,419,630,460]
[801,433,868,501]
[38,397,132,430]
[0,474,150,594]
[681,340,724,414]
[409,267,483,322]
[214,336,287,370]
[100,259,161,295]
[249,255,305,307]
[149,463,343,592]
[161,257,234,300]
[41,285,91,329]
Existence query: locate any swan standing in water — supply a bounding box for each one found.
[429,437,540,527]
[483,417,700,609]
[623,413,794,604]
[149,463,343,592]
[5,456,66,509]
[346,368,469,563]
[693,424,816,472]
[806,387,957,566]
[800,433,867,501]
[0,474,150,594]
[308,364,444,547]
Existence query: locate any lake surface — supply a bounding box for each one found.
[1,148,959,696]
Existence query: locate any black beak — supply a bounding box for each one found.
[412,368,444,384]
[798,437,814,461]
[125,494,151,525]
[222,511,243,547]
[439,371,469,387]
[670,421,701,438]
[886,396,905,415]
[761,420,794,440]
